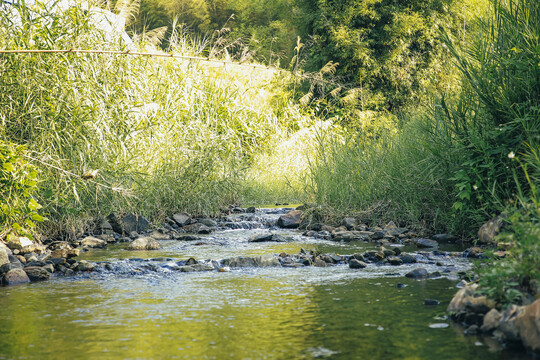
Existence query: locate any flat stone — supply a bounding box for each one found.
[3,268,30,285]
[432,234,459,243]
[248,233,274,242]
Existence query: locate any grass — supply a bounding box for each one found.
[0,1,309,237]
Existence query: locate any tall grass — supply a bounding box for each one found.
[0,0,305,235]
[308,0,539,235]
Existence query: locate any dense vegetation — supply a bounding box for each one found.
[0,0,538,304]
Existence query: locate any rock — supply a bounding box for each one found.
[43,264,54,273]
[465,247,485,258]
[67,249,80,258]
[314,258,327,267]
[191,263,215,271]
[125,237,161,250]
[255,254,281,267]
[24,266,50,281]
[222,256,257,267]
[107,213,149,234]
[51,249,69,258]
[397,283,407,288]
[405,268,429,279]
[80,236,107,248]
[498,305,525,343]
[148,229,170,240]
[514,299,540,352]
[185,257,197,266]
[219,266,231,272]
[6,236,39,253]
[352,253,365,262]
[342,217,358,230]
[184,223,211,234]
[447,283,479,314]
[180,266,196,272]
[277,210,303,228]
[399,254,417,264]
[76,260,95,272]
[172,213,191,227]
[478,215,505,244]
[416,238,439,248]
[465,324,479,335]
[481,308,502,333]
[248,233,274,242]
[349,259,367,269]
[387,256,403,266]
[464,296,495,314]
[3,268,30,285]
[424,299,440,306]
[198,218,217,227]
[432,234,459,243]
[332,231,370,242]
[246,206,256,213]
[0,246,9,267]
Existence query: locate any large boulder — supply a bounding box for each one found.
[416,238,438,249]
[24,266,50,281]
[125,237,161,250]
[107,213,150,234]
[478,215,505,244]
[6,236,40,254]
[80,236,107,248]
[172,213,191,227]
[3,268,30,285]
[515,299,540,352]
[277,210,303,228]
[447,283,479,314]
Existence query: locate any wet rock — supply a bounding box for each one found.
[432,234,459,243]
[248,233,274,242]
[277,210,303,228]
[222,256,257,268]
[24,266,50,281]
[464,247,486,258]
[219,266,231,272]
[3,268,30,285]
[125,237,161,250]
[67,249,80,258]
[405,268,429,279]
[397,283,407,288]
[497,305,524,343]
[43,264,54,273]
[246,206,256,213]
[416,238,439,248]
[478,214,505,244]
[75,260,95,272]
[342,217,358,230]
[50,249,69,258]
[255,254,281,267]
[180,266,196,272]
[80,236,107,248]
[400,254,417,264]
[199,218,218,227]
[392,247,402,256]
[465,324,479,335]
[191,263,215,271]
[424,299,440,306]
[185,257,197,266]
[387,257,403,266]
[175,235,199,241]
[447,283,479,315]
[349,259,367,269]
[375,252,385,261]
[481,308,502,333]
[465,296,496,314]
[352,253,365,262]
[314,258,327,267]
[172,213,191,227]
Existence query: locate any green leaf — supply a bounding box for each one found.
[12,222,22,230]
[3,163,14,172]
[28,198,42,211]
[30,213,45,222]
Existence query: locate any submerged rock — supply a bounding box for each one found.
[405,268,429,279]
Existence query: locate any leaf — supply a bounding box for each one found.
[25,219,35,228]
[28,197,41,211]
[12,222,22,230]
[31,213,45,222]
[3,163,14,172]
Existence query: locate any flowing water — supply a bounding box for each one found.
[0,209,524,359]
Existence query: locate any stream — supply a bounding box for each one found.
[0,208,522,359]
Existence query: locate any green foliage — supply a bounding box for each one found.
[477,203,540,306]
[294,0,467,113]
[0,140,44,239]
[0,1,304,234]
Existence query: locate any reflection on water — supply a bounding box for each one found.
[0,268,514,360]
[0,214,522,360]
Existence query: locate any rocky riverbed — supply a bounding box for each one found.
[1,206,538,356]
